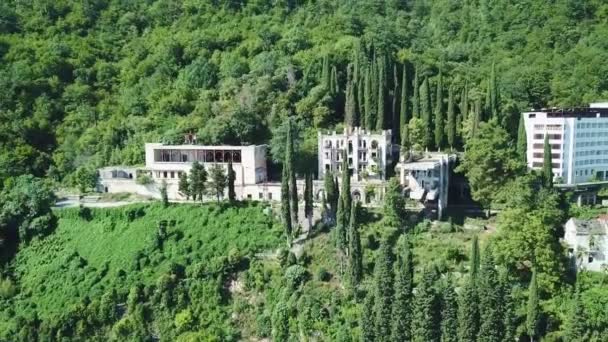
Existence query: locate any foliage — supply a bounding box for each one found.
[207,163,227,202]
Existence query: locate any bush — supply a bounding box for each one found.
[316,267,331,282]
[284,265,308,290]
[136,174,153,185]
[0,278,16,299]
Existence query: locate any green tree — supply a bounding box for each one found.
[345,63,357,127]
[564,286,586,342]
[434,71,445,149]
[178,172,190,200]
[323,171,338,221]
[526,269,540,342]
[440,276,458,342]
[383,177,405,230]
[160,180,169,208]
[456,120,523,215]
[490,62,500,120]
[471,235,480,279]
[391,245,413,342]
[364,66,374,130]
[477,247,503,342]
[304,172,313,231]
[347,201,362,287]
[208,164,227,203]
[336,152,351,252]
[458,236,480,342]
[447,86,456,149]
[412,66,420,118]
[376,57,386,131]
[227,159,236,202]
[286,120,298,225]
[189,161,207,202]
[517,114,527,163]
[281,161,292,243]
[412,268,440,342]
[542,135,553,188]
[374,239,394,342]
[420,76,433,149]
[73,166,98,194]
[362,291,376,342]
[399,64,409,143]
[272,301,290,342]
[502,279,518,342]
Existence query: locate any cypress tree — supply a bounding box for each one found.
[461,80,469,122]
[472,98,482,138]
[420,76,433,149]
[412,268,440,342]
[374,239,394,342]
[434,71,445,149]
[440,276,458,342]
[189,161,207,202]
[364,66,374,130]
[358,68,366,127]
[227,159,236,202]
[383,177,405,229]
[564,286,586,342]
[345,63,356,127]
[376,57,386,131]
[304,172,313,231]
[484,80,492,121]
[412,66,420,118]
[336,152,351,252]
[323,171,337,221]
[517,114,527,163]
[331,65,339,94]
[391,246,414,342]
[543,135,553,188]
[458,236,480,341]
[362,292,376,342]
[348,201,362,287]
[285,120,298,226]
[502,278,517,342]
[490,62,500,120]
[392,64,400,140]
[478,248,503,342]
[281,157,292,243]
[400,64,408,138]
[322,55,330,90]
[447,86,456,150]
[526,269,540,342]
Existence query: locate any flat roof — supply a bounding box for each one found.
[146,143,265,150]
[525,105,608,118]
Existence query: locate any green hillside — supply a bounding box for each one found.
[0,202,283,340]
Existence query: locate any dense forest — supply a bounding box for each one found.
[2,0,608,341]
[1,0,608,183]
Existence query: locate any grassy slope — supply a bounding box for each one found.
[6,202,282,323]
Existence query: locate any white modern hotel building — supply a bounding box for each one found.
[523,102,608,185]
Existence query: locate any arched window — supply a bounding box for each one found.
[232,151,241,163]
[205,151,214,162]
[224,151,232,162]
[215,151,224,163]
[371,140,378,149]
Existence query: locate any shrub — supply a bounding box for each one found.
[0,278,16,299]
[136,174,153,185]
[316,267,331,282]
[284,265,308,290]
[175,309,194,333]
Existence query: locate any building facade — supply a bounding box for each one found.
[564,216,608,272]
[395,152,455,219]
[523,102,608,185]
[317,127,393,182]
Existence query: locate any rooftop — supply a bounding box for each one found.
[525,102,608,118]
[146,143,264,150]
[397,152,456,170]
[569,218,608,235]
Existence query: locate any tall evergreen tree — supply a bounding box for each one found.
[517,114,527,163]
[412,66,420,118]
[447,85,456,149]
[502,278,517,342]
[227,159,236,202]
[564,286,586,342]
[391,245,414,342]
[477,248,503,342]
[362,292,376,342]
[304,172,313,231]
[543,135,553,188]
[440,276,458,342]
[374,239,394,342]
[160,180,169,208]
[358,67,366,127]
[286,120,298,224]
[323,171,337,221]
[460,80,469,122]
[392,64,400,140]
[383,177,405,229]
[412,268,440,342]
[399,64,408,139]
[178,172,190,200]
[281,152,292,243]
[526,269,540,342]
[364,66,374,130]
[371,58,378,129]
[345,63,357,127]
[490,62,500,120]
[208,163,227,202]
[458,236,481,341]
[484,80,492,121]
[376,57,386,131]
[434,71,445,149]
[420,76,433,149]
[322,55,330,90]
[336,152,351,252]
[348,201,362,287]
